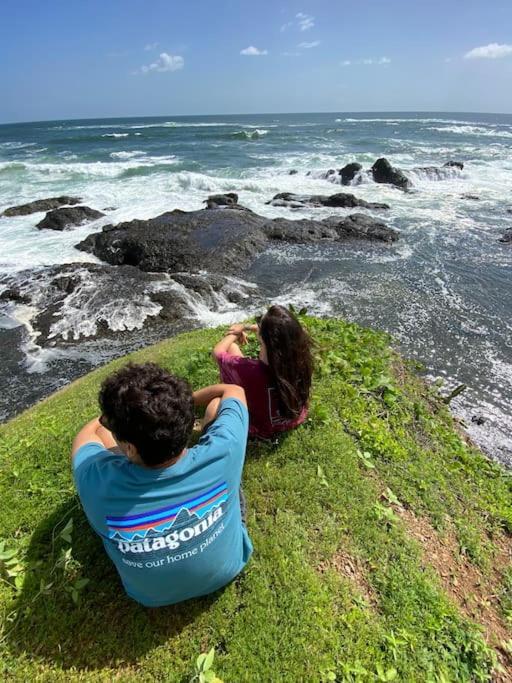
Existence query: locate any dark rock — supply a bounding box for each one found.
[506,208,512,215]
[267,192,389,210]
[77,206,399,275]
[204,193,239,209]
[444,161,464,170]
[372,158,412,190]
[36,206,105,231]
[411,165,464,181]
[2,196,82,217]
[288,169,298,175]
[324,213,399,243]
[499,228,512,243]
[461,194,480,201]
[471,414,486,425]
[0,288,31,304]
[340,162,363,185]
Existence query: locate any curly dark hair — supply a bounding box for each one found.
[259,305,313,419]
[98,363,195,467]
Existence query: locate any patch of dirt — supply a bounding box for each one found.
[396,507,512,681]
[318,549,377,607]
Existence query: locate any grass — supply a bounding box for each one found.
[0,316,511,682]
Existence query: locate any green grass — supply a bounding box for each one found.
[0,316,511,682]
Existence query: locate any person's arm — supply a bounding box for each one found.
[71,418,117,459]
[193,383,247,408]
[212,323,259,359]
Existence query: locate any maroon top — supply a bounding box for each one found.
[215,352,308,439]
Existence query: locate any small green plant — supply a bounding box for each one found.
[191,648,223,683]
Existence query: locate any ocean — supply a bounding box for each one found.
[0,112,511,466]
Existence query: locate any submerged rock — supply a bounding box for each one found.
[204,193,239,209]
[267,192,389,210]
[37,206,105,231]
[499,228,512,243]
[444,161,464,170]
[372,158,412,190]
[340,162,363,185]
[77,207,399,275]
[2,196,82,217]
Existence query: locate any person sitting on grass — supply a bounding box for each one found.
[213,305,313,440]
[71,362,252,608]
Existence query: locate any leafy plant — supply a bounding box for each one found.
[191,648,223,683]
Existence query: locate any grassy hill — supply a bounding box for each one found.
[0,316,511,682]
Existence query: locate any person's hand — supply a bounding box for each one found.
[227,324,244,336]
[244,324,259,333]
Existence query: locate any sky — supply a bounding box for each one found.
[1,0,512,123]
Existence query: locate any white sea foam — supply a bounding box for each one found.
[102,133,130,138]
[110,150,147,159]
[427,125,512,138]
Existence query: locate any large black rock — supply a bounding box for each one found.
[340,162,363,185]
[267,192,389,210]
[76,206,399,275]
[371,158,412,190]
[204,193,239,209]
[2,196,82,217]
[36,206,105,231]
[499,228,512,243]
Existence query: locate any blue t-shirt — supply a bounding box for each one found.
[73,398,252,607]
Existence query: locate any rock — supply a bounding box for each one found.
[444,161,464,170]
[372,158,412,190]
[340,162,363,185]
[267,192,389,210]
[77,206,399,275]
[411,165,464,181]
[288,169,298,175]
[499,228,512,243]
[0,288,31,304]
[204,193,239,209]
[2,196,82,217]
[0,263,257,347]
[461,194,480,201]
[506,208,512,215]
[471,415,486,425]
[324,213,399,243]
[36,206,105,231]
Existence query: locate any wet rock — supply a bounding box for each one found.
[2,196,82,217]
[461,194,480,201]
[267,192,389,210]
[471,414,486,426]
[77,207,399,275]
[444,161,464,170]
[204,193,239,209]
[36,206,105,231]
[288,169,298,175]
[499,228,512,243]
[372,158,412,190]
[324,213,399,242]
[0,288,31,304]
[340,162,363,185]
[0,263,257,348]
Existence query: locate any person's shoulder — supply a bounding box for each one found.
[72,443,125,477]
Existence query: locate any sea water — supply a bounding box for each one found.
[0,112,511,466]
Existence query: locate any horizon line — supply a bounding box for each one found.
[1,109,512,127]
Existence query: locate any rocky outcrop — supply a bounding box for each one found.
[372,158,412,190]
[324,213,399,242]
[2,196,82,217]
[0,263,256,347]
[204,193,239,209]
[499,228,512,243]
[444,161,464,171]
[340,162,363,185]
[267,192,389,210]
[77,206,399,275]
[36,206,105,231]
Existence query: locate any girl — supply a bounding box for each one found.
[213,305,313,439]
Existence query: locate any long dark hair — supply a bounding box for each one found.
[259,305,313,419]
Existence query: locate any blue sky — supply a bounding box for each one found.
[1,0,512,122]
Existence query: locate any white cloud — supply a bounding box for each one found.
[296,12,314,31]
[298,40,320,49]
[464,43,512,59]
[138,52,184,74]
[144,42,159,51]
[240,46,268,56]
[280,21,293,32]
[341,56,391,66]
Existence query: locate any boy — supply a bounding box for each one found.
[71,362,252,607]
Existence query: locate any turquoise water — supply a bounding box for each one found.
[0,112,511,464]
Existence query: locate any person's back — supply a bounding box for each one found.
[71,363,252,607]
[213,305,313,439]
